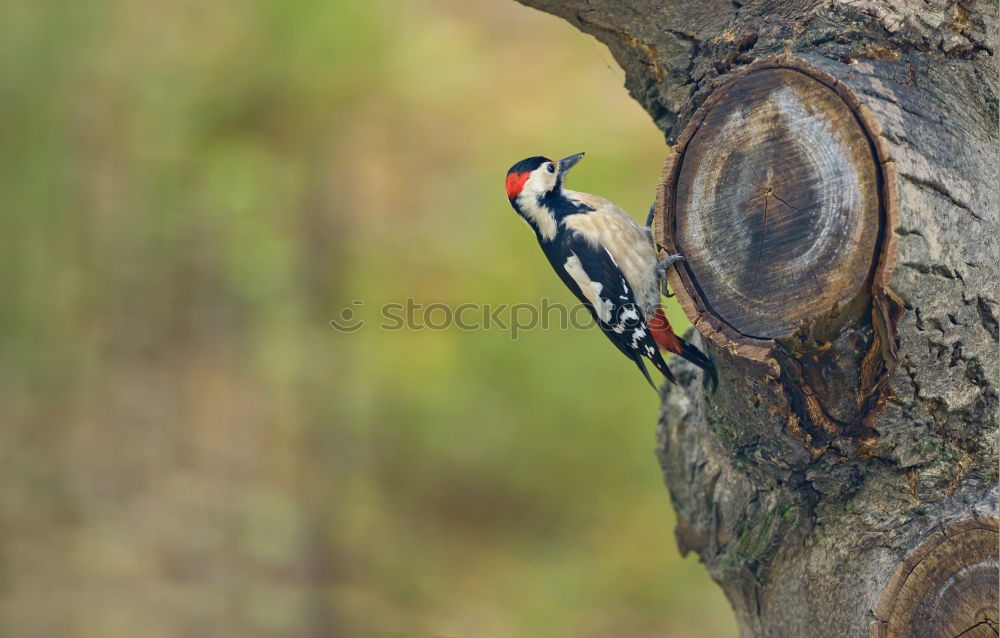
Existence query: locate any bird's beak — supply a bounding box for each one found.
[558,152,585,175]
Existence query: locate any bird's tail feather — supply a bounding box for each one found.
[633,356,657,390]
[649,308,718,389]
[644,350,676,389]
[674,336,718,389]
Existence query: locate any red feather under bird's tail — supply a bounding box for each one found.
[649,307,718,389]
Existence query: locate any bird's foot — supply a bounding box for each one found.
[656,253,685,273]
[656,253,684,298]
[644,200,656,228]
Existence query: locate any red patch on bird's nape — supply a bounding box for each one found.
[505,171,530,201]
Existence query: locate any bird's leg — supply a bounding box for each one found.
[656,253,685,298]
[647,199,681,297]
[657,253,685,271]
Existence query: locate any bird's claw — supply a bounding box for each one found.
[656,253,684,298]
[656,253,686,273]
[648,199,683,297]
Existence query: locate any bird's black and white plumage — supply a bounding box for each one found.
[505,153,716,389]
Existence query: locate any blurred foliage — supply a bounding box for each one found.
[0,0,736,636]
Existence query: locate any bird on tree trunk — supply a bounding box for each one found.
[505,152,716,389]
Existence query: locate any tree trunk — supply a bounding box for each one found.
[515,1,998,635]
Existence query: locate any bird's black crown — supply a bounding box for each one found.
[507,156,550,175]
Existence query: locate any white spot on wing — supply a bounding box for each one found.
[612,306,640,334]
[631,325,647,348]
[564,253,614,323]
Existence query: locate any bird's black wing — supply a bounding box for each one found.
[549,230,674,387]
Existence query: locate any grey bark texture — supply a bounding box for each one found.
[514,1,999,636]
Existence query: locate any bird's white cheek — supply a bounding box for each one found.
[522,170,555,197]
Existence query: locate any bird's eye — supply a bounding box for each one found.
[546,163,555,173]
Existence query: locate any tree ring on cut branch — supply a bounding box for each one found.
[656,57,894,361]
[870,516,999,638]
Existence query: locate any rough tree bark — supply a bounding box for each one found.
[515,1,998,636]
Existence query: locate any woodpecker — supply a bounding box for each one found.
[505,152,716,389]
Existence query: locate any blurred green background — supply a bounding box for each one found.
[0,0,736,636]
